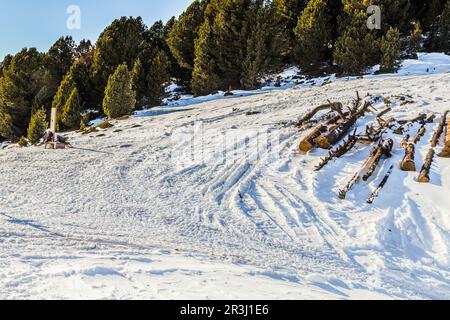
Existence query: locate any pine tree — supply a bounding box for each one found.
[439,1,450,53]
[147,50,170,106]
[92,17,146,103]
[62,88,83,128]
[408,21,423,58]
[131,58,146,107]
[103,64,136,118]
[0,48,47,139]
[334,14,380,75]
[167,0,208,72]
[380,27,401,73]
[27,108,48,144]
[52,67,76,124]
[45,36,75,85]
[243,2,268,90]
[424,0,444,50]
[267,0,307,65]
[294,0,332,70]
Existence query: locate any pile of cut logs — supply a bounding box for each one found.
[296,93,450,204]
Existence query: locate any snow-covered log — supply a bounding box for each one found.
[431,111,449,147]
[417,149,435,183]
[367,165,394,204]
[401,142,416,172]
[438,121,450,157]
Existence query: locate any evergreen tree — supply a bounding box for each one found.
[192,19,221,96]
[243,1,268,90]
[62,87,83,128]
[131,58,146,107]
[45,36,76,85]
[147,50,170,106]
[27,108,48,144]
[52,67,76,122]
[0,54,13,77]
[0,48,47,139]
[439,2,450,53]
[380,27,401,72]
[103,64,136,118]
[334,14,380,75]
[424,0,444,50]
[407,21,423,58]
[167,0,208,72]
[92,17,146,103]
[267,0,307,65]
[294,0,332,70]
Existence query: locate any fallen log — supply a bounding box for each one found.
[431,111,449,148]
[314,129,357,171]
[339,138,393,199]
[299,124,328,152]
[314,101,372,149]
[296,102,343,127]
[363,139,394,181]
[400,135,410,148]
[438,120,450,157]
[412,124,426,144]
[417,148,435,183]
[377,107,392,119]
[367,165,394,204]
[401,143,416,172]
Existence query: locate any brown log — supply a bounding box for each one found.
[314,101,372,149]
[401,143,416,172]
[299,125,327,152]
[438,121,450,157]
[431,111,449,148]
[362,139,394,181]
[296,102,342,127]
[377,107,392,119]
[400,135,410,148]
[412,125,426,144]
[418,149,435,183]
[427,115,436,123]
[315,129,357,171]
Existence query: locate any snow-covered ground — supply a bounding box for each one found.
[1,53,450,300]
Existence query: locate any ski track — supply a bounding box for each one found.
[1,72,450,299]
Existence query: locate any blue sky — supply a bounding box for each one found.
[0,0,193,60]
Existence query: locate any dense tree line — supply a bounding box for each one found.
[1,0,449,142]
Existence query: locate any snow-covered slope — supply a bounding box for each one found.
[1,55,450,300]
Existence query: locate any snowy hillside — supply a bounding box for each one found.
[1,53,450,299]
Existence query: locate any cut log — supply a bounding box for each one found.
[401,143,416,172]
[438,120,450,157]
[400,135,410,148]
[362,139,394,181]
[427,115,436,123]
[315,129,357,171]
[314,101,372,149]
[431,111,449,147]
[367,165,394,204]
[412,125,426,144]
[299,124,327,152]
[417,149,435,183]
[339,138,393,199]
[296,102,342,127]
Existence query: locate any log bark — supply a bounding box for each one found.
[412,125,426,144]
[339,138,393,199]
[362,139,394,181]
[377,107,392,119]
[438,120,450,157]
[401,143,416,172]
[296,102,342,127]
[314,101,371,149]
[367,165,394,204]
[418,149,435,183]
[431,111,449,148]
[315,130,357,171]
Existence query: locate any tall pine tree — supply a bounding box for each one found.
[103,64,136,118]
[380,27,401,72]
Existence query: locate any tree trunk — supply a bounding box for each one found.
[367,165,394,204]
[299,124,327,152]
[412,125,426,144]
[401,143,416,172]
[438,121,450,157]
[417,149,435,183]
[431,111,449,148]
[314,101,371,150]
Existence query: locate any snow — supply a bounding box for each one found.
[1,53,450,299]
